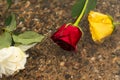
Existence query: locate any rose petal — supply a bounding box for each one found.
[51,24,82,51]
[0,46,28,78]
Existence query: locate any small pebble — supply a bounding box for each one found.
[91,57,96,61]
[60,62,65,67]
[65,74,71,79]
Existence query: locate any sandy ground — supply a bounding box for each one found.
[0,0,120,80]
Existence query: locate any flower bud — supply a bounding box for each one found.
[51,24,82,51]
[0,47,28,78]
[88,11,114,43]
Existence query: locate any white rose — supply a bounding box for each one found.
[0,46,28,78]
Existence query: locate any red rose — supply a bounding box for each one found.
[51,24,82,51]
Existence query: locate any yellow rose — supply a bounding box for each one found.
[88,11,114,43]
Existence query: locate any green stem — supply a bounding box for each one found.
[113,22,120,25]
[73,0,89,27]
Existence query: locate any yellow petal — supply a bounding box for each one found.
[88,11,114,43]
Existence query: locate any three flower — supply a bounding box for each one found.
[0,0,117,78]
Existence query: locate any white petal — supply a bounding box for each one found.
[0,46,28,77]
[0,48,12,62]
[0,65,5,74]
